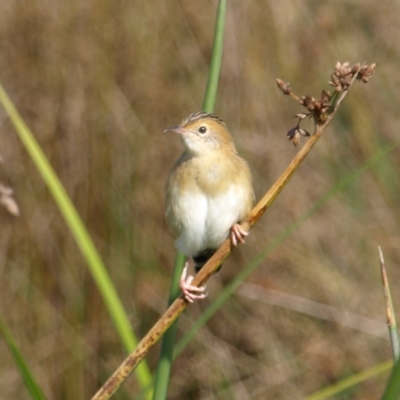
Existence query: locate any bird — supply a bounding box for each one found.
[165,111,254,302]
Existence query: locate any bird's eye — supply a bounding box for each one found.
[198,125,207,134]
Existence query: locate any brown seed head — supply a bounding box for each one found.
[276,79,292,95]
[357,63,376,83]
[287,125,310,147]
[300,95,316,111]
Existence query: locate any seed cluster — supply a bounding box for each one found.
[329,62,376,91]
[277,61,376,146]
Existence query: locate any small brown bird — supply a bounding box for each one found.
[165,112,254,302]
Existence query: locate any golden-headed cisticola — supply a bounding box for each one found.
[165,112,254,302]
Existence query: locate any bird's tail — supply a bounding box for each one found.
[193,248,222,273]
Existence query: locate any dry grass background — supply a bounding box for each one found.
[0,1,399,399]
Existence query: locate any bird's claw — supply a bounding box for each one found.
[230,223,249,246]
[180,262,207,303]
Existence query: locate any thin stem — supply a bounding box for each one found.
[151,253,185,400]
[379,247,400,361]
[202,0,226,113]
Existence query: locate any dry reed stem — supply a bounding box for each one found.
[91,67,361,400]
[379,247,394,327]
[379,246,400,361]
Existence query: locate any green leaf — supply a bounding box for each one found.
[0,317,47,400]
[382,358,400,400]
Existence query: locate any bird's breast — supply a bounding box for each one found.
[204,184,251,247]
[166,152,253,257]
[195,155,238,195]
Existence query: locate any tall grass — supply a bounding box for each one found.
[0,80,152,397]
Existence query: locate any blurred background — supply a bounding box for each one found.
[0,1,399,399]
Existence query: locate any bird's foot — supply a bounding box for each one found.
[230,223,249,246]
[180,262,207,303]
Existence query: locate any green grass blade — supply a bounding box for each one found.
[0,84,152,395]
[305,360,393,400]
[175,139,400,357]
[152,252,185,400]
[202,0,226,113]
[152,2,227,399]
[0,317,47,400]
[382,358,400,400]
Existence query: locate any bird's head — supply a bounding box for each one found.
[165,112,236,156]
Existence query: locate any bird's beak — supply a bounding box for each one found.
[164,125,187,135]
